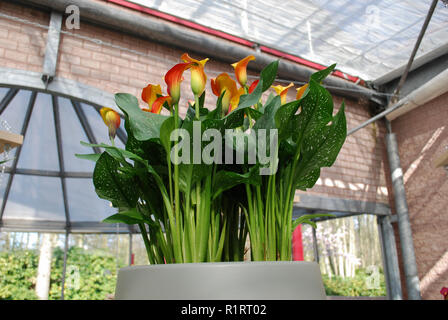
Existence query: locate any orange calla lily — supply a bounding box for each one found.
[100,107,121,139]
[272,82,294,104]
[164,62,194,104]
[211,73,239,114]
[143,95,171,114]
[296,83,309,100]
[228,87,245,114]
[181,53,209,96]
[231,55,255,87]
[141,84,162,110]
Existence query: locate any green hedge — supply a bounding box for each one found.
[0,248,123,300]
[323,268,387,297]
[1,249,386,299]
[0,250,38,300]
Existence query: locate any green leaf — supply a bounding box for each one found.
[80,141,144,164]
[246,107,263,121]
[103,208,153,225]
[237,79,263,110]
[75,153,101,162]
[207,91,224,120]
[260,60,279,92]
[294,102,347,190]
[310,64,336,84]
[125,119,166,166]
[115,93,168,141]
[212,166,261,200]
[292,79,334,145]
[292,213,336,231]
[223,79,263,129]
[274,99,301,140]
[253,95,282,131]
[93,152,139,208]
[159,116,175,154]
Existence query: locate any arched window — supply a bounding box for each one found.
[0,86,132,233]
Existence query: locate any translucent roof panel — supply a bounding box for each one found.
[65,178,116,222]
[58,97,96,172]
[3,175,65,221]
[17,93,60,172]
[129,0,448,80]
[0,87,9,101]
[0,90,32,159]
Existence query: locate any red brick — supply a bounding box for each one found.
[70,65,90,77]
[81,58,100,69]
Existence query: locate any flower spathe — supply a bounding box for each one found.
[145,95,171,114]
[228,87,245,114]
[164,62,194,104]
[100,107,121,140]
[181,53,209,96]
[296,83,309,100]
[272,82,294,104]
[231,55,255,87]
[211,73,239,114]
[141,84,162,110]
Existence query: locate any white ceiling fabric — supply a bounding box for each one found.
[129,0,448,81]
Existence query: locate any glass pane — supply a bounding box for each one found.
[0,173,10,210]
[65,178,115,222]
[0,90,32,159]
[0,87,10,102]
[3,175,65,221]
[16,93,59,171]
[81,103,125,149]
[58,97,95,172]
[0,90,31,134]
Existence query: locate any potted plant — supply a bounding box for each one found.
[77,53,346,300]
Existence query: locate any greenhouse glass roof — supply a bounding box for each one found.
[128,0,448,81]
[0,87,130,233]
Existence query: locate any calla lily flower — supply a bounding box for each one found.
[143,95,171,114]
[164,62,194,104]
[141,84,162,110]
[227,87,245,114]
[181,53,209,96]
[100,107,121,140]
[248,80,259,94]
[231,55,255,87]
[296,83,309,100]
[272,82,294,104]
[211,73,239,114]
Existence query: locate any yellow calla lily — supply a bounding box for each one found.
[231,55,255,87]
[181,53,209,96]
[272,82,294,104]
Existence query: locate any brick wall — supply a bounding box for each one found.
[390,91,448,300]
[0,0,389,204]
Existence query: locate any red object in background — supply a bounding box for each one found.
[441,287,448,300]
[292,225,304,261]
[131,253,135,265]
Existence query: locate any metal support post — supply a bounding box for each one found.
[385,132,421,300]
[378,215,402,300]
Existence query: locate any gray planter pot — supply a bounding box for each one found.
[115,261,327,300]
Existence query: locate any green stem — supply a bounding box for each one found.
[138,223,153,264]
[194,94,200,120]
[173,102,183,262]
